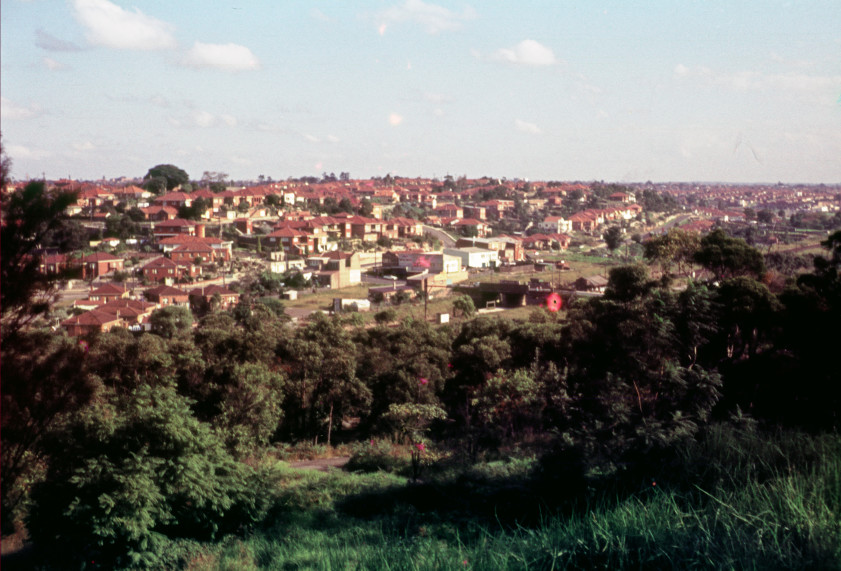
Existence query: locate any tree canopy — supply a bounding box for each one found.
[143,164,189,192]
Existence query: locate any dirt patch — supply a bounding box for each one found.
[288,456,350,472]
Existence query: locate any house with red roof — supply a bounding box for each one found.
[61,309,124,337]
[157,235,232,261]
[87,282,129,302]
[153,218,196,238]
[170,243,215,266]
[81,251,124,278]
[188,284,239,310]
[539,215,573,234]
[142,256,201,283]
[141,205,179,221]
[153,192,192,209]
[144,284,190,306]
[452,218,490,238]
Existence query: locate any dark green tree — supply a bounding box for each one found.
[1,181,79,338]
[602,226,623,252]
[694,228,765,280]
[150,305,194,339]
[143,164,189,192]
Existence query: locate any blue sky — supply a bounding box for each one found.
[2,0,840,183]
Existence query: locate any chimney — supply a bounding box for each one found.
[196,223,205,238]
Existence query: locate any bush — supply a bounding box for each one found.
[345,440,407,474]
[27,384,279,569]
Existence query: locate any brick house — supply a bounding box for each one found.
[144,284,191,306]
[61,309,124,336]
[142,256,201,283]
[81,252,124,278]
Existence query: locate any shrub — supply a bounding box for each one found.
[345,440,406,474]
[27,384,279,569]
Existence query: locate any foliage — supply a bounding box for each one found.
[1,331,101,532]
[643,228,700,278]
[1,181,79,337]
[143,164,189,192]
[694,228,765,280]
[27,383,279,569]
[452,294,476,318]
[602,225,623,251]
[150,305,194,339]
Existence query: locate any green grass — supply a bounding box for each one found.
[174,425,840,570]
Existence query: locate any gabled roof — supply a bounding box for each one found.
[62,309,123,327]
[143,256,180,269]
[188,284,239,297]
[145,284,190,297]
[155,218,196,227]
[90,282,129,296]
[82,251,122,262]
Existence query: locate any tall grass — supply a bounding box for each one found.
[178,424,840,570]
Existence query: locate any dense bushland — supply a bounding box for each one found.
[2,182,839,568]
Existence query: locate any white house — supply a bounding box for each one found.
[443,247,499,269]
[539,216,573,234]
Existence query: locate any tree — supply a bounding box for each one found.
[149,305,193,339]
[643,228,700,278]
[694,228,765,280]
[1,331,100,532]
[1,181,79,338]
[452,295,476,318]
[602,226,623,252]
[143,164,189,192]
[604,264,652,302]
[27,383,277,568]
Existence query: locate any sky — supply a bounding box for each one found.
[2,0,840,184]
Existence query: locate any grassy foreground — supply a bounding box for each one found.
[171,423,840,571]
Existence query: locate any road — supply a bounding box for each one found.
[423,225,457,248]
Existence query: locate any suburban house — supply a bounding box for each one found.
[142,256,201,283]
[152,218,197,239]
[81,251,124,278]
[188,284,240,310]
[158,235,232,262]
[307,251,362,289]
[144,284,191,306]
[87,282,130,302]
[539,216,573,234]
[451,218,490,238]
[141,205,179,221]
[61,310,123,337]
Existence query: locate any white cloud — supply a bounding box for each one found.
[304,133,320,143]
[326,134,340,143]
[7,144,51,160]
[1,97,43,119]
[515,119,541,134]
[167,110,237,128]
[193,110,216,128]
[182,42,259,71]
[72,141,96,151]
[43,57,63,70]
[493,40,557,67]
[389,112,404,126]
[72,0,176,51]
[674,64,841,104]
[377,0,476,35]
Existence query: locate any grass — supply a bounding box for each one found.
[170,425,840,570]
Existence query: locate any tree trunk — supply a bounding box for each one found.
[327,400,334,447]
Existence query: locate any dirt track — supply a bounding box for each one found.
[288,456,350,472]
